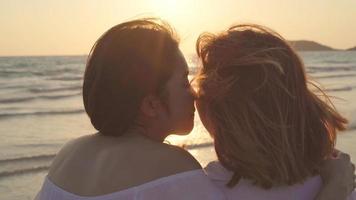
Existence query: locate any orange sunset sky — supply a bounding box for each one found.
[1,0,355,56]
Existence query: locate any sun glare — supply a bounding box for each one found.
[148,0,195,21]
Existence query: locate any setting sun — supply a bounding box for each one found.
[148,0,196,21]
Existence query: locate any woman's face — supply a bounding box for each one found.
[163,50,196,135]
[195,96,216,137]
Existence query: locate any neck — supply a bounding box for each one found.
[125,125,168,143]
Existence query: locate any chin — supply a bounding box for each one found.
[175,122,194,135]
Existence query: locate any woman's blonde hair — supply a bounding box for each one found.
[195,24,347,188]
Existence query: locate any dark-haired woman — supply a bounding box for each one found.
[35,19,224,200]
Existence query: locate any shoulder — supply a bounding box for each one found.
[167,144,202,167]
[204,161,233,182]
[54,135,91,156]
[149,143,202,174]
[48,135,93,173]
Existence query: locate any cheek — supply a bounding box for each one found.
[170,89,194,112]
[169,99,192,121]
[166,89,195,131]
[196,100,215,135]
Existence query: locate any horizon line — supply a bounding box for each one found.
[1,40,355,57]
[0,54,88,58]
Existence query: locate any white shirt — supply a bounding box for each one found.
[35,169,225,200]
[204,161,356,200]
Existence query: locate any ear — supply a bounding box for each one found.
[140,95,162,117]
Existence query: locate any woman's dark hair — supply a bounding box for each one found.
[83,18,180,136]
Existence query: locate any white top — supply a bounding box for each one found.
[35,169,225,200]
[204,161,356,200]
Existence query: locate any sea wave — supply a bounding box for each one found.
[0,154,55,178]
[324,60,351,64]
[0,82,41,90]
[306,66,356,73]
[0,68,82,78]
[324,86,354,92]
[0,84,25,90]
[0,92,82,104]
[0,109,85,119]
[28,85,82,94]
[13,143,63,148]
[313,74,356,79]
[47,76,83,81]
[347,125,356,132]
[0,166,50,178]
[0,69,29,74]
[183,142,213,150]
[0,154,56,164]
[31,68,83,77]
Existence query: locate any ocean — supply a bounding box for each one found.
[0,51,356,199]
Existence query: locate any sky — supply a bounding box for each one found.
[0,0,355,56]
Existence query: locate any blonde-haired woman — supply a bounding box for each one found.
[195,24,356,199]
